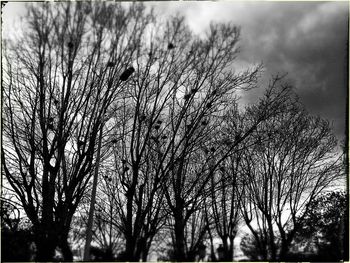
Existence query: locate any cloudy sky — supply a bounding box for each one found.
[3,1,348,139]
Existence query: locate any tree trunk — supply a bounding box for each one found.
[208,228,217,262]
[174,212,186,262]
[36,242,55,261]
[258,238,268,261]
[135,238,143,261]
[267,218,277,261]
[124,183,137,261]
[229,235,235,261]
[222,236,230,261]
[279,242,289,260]
[59,233,73,261]
[219,235,235,261]
[35,229,57,261]
[141,236,154,262]
[279,236,293,260]
[135,236,149,262]
[187,250,197,261]
[125,236,137,261]
[141,245,149,262]
[83,126,103,261]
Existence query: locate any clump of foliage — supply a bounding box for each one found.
[290,191,348,261]
[1,199,35,261]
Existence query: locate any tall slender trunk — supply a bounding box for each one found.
[124,184,139,261]
[229,235,235,261]
[267,217,277,261]
[83,126,103,260]
[207,227,217,262]
[174,211,186,262]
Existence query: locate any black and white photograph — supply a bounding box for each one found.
[1,1,348,262]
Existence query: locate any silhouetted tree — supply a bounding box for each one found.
[2,2,149,260]
[154,26,292,263]
[239,86,343,260]
[99,15,265,262]
[4,2,344,262]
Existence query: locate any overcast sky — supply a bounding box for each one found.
[2,1,348,139]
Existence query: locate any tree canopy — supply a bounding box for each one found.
[2,2,346,262]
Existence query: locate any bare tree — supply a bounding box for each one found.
[203,81,294,261]
[97,14,263,261]
[149,26,294,261]
[153,22,260,261]
[2,2,150,260]
[205,137,244,260]
[3,2,329,262]
[239,84,343,260]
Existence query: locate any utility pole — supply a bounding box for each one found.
[83,124,103,261]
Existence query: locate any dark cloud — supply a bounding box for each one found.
[151,1,348,139]
[241,2,348,139]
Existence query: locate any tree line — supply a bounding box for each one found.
[2,2,346,261]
